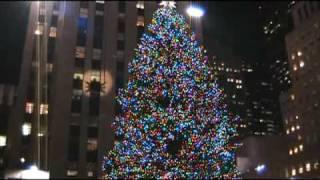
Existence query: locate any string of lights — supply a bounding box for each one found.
[102,3,239,179]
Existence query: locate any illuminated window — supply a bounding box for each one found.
[297,51,302,56]
[22,123,32,136]
[92,49,102,60]
[80,8,88,18]
[291,94,295,100]
[49,27,57,37]
[87,138,98,151]
[25,102,34,114]
[34,24,44,35]
[299,61,305,68]
[75,46,86,58]
[136,1,144,9]
[291,126,295,132]
[294,147,298,154]
[296,125,300,130]
[291,54,295,60]
[40,104,48,115]
[67,170,78,177]
[289,149,293,155]
[88,171,94,177]
[298,135,302,140]
[306,163,311,172]
[314,162,319,169]
[73,73,84,80]
[293,64,298,71]
[96,0,104,4]
[137,16,144,27]
[296,115,299,120]
[292,168,296,176]
[91,71,100,82]
[299,166,303,174]
[0,136,6,147]
[286,129,290,134]
[299,144,303,151]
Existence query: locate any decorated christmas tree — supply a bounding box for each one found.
[103,1,239,179]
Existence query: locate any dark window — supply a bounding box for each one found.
[116,76,124,90]
[88,127,98,138]
[138,8,144,16]
[92,60,101,70]
[75,58,85,68]
[310,2,315,13]
[51,16,58,27]
[48,37,55,63]
[117,40,125,50]
[94,16,103,48]
[96,3,104,11]
[39,15,45,23]
[303,4,309,19]
[118,2,126,13]
[137,26,144,41]
[68,125,80,161]
[53,2,59,11]
[80,2,89,8]
[116,61,124,73]
[73,77,83,90]
[89,94,100,116]
[77,32,86,46]
[71,94,82,114]
[297,9,303,23]
[118,19,125,33]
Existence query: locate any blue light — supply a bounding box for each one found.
[255,164,266,174]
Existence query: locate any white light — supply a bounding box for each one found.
[20,157,25,163]
[0,136,6,147]
[30,165,38,171]
[186,6,204,18]
[299,61,305,68]
[255,164,266,173]
[306,163,311,172]
[297,51,302,56]
[22,123,32,136]
[159,1,176,8]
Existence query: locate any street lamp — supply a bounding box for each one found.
[186,5,204,18]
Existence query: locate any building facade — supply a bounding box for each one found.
[0,84,15,178]
[280,1,320,178]
[6,1,203,178]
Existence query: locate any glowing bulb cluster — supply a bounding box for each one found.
[102,4,239,179]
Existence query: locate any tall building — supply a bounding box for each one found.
[6,1,203,178]
[210,45,252,139]
[0,84,15,178]
[280,1,320,178]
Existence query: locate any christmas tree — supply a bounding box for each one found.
[103,1,239,179]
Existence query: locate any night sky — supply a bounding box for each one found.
[0,1,287,84]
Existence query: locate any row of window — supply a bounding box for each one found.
[67,125,98,163]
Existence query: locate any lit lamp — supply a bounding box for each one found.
[186,5,204,18]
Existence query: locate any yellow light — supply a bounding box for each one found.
[299,144,303,151]
[306,163,311,172]
[297,51,302,56]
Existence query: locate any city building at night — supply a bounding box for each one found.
[209,45,252,139]
[5,1,203,179]
[280,1,320,178]
[0,84,15,177]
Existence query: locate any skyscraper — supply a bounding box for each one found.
[6,1,203,178]
[280,1,320,178]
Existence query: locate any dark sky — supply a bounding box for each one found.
[0,1,289,84]
[202,1,264,62]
